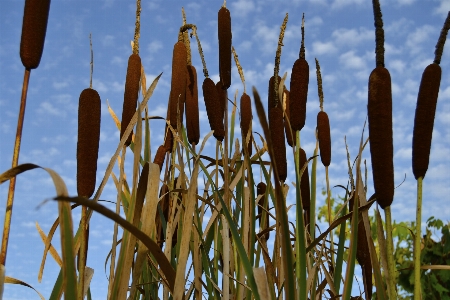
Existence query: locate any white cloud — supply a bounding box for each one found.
[312,41,338,55]
[406,25,435,55]
[397,0,416,5]
[231,0,256,18]
[331,0,365,9]
[434,0,450,16]
[332,27,372,47]
[147,40,163,53]
[339,51,368,70]
[37,102,65,117]
[102,35,115,47]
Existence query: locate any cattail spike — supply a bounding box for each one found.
[77,88,101,198]
[283,88,295,147]
[290,58,309,131]
[257,182,269,240]
[317,111,331,167]
[120,53,141,146]
[368,66,394,209]
[269,106,287,182]
[169,42,187,130]
[20,0,51,70]
[412,63,441,179]
[299,148,311,211]
[186,65,200,145]
[202,78,225,141]
[240,93,252,155]
[153,145,166,172]
[218,6,232,89]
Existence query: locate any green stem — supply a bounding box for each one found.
[414,177,423,299]
[384,206,397,299]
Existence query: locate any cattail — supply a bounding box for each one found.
[317,111,331,167]
[240,93,253,156]
[368,66,394,209]
[348,194,372,299]
[185,65,200,145]
[163,124,173,153]
[412,63,441,180]
[283,88,295,147]
[169,41,187,130]
[268,75,281,109]
[120,53,141,146]
[20,0,51,70]
[269,106,287,182]
[202,78,224,141]
[216,80,227,129]
[257,182,269,240]
[299,148,310,211]
[289,58,309,132]
[218,6,232,89]
[77,88,101,198]
[153,145,166,172]
[156,184,170,248]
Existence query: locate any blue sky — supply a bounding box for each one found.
[0,0,449,298]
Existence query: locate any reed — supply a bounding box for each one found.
[169,41,187,130]
[202,78,225,141]
[76,88,101,198]
[185,65,200,145]
[240,93,252,155]
[20,0,51,70]
[218,6,232,89]
[120,53,141,146]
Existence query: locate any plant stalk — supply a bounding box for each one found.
[384,206,397,299]
[414,177,423,299]
[0,68,31,267]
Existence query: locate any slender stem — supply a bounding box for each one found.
[385,206,397,299]
[77,205,87,300]
[414,177,423,299]
[0,68,31,267]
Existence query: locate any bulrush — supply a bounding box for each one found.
[257,182,269,240]
[412,63,441,180]
[218,6,232,89]
[268,76,281,109]
[289,14,309,132]
[317,111,331,167]
[120,53,141,146]
[202,78,224,141]
[153,145,166,173]
[269,106,287,182]
[299,148,310,214]
[185,65,200,145]
[283,88,295,147]
[240,93,253,155]
[77,88,101,198]
[169,41,187,130]
[368,66,394,209]
[20,0,51,70]
[216,81,227,131]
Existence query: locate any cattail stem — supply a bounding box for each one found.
[385,205,397,299]
[89,34,93,89]
[274,13,288,107]
[133,0,141,54]
[414,176,423,299]
[77,206,87,300]
[434,11,450,65]
[0,68,31,267]
[325,166,334,267]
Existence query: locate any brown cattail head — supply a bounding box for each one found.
[412,63,441,180]
[289,58,309,131]
[368,66,394,209]
[156,184,170,248]
[20,0,51,69]
[185,65,200,145]
[216,80,227,127]
[283,88,295,147]
[218,6,232,89]
[163,124,173,153]
[240,93,253,156]
[120,53,141,146]
[256,182,269,240]
[202,78,224,141]
[268,75,281,109]
[317,111,331,167]
[299,148,311,211]
[153,145,166,172]
[269,106,287,182]
[348,193,372,298]
[169,41,187,130]
[77,88,101,198]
